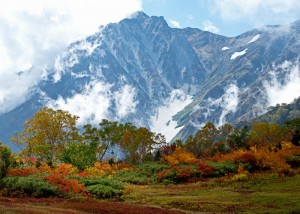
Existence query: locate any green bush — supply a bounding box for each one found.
[136,162,170,176]
[0,176,61,197]
[209,162,238,176]
[0,143,13,179]
[86,184,123,199]
[78,177,124,190]
[78,177,124,199]
[113,163,170,184]
[113,170,151,184]
[156,165,199,183]
[61,142,96,171]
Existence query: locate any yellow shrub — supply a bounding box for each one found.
[54,163,78,175]
[250,146,291,173]
[161,147,197,165]
[84,162,120,177]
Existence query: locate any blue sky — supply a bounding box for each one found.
[142,0,300,37]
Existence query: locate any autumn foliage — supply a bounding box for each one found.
[45,173,85,194]
[1,108,300,199]
[161,147,197,165]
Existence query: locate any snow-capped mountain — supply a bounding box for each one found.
[174,20,300,140]
[1,12,300,150]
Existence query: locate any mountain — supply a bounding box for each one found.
[173,20,300,140]
[1,12,300,151]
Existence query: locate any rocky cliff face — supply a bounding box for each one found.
[1,12,300,150]
[175,20,300,140]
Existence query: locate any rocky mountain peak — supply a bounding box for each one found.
[1,12,300,151]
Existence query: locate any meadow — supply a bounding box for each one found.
[0,173,299,213]
[0,109,299,213]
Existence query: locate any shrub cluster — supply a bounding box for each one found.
[0,176,61,198]
[1,113,300,199]
[78,178,124,199]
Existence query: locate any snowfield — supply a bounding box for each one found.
[150,90,193,142]
[230,49,247,60]
[247,34,261,44]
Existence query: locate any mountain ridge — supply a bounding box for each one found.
[1,12,300,150]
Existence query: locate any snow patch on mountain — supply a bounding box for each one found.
[230,49,247,60]
[247,34,261,44]
[222,47,230,50]
[150,89,193,142]
[264,61,300,106]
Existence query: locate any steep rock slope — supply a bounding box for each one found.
[174,21,300,140]
[1,12,300,150]
[0,12,208,149]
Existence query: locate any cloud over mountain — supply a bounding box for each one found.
[0,0,141,114]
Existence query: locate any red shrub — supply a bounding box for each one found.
[116,162,132,170]
[78,170,89,178]
[157,165,195,183]
[196,161,216,176]
[176,167,192,178]
[234,151,257,166]
[7,168,36,177]
[157,169,170,181]
[45,173,85,194]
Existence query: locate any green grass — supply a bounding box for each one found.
[0,173,299,213]
[122,174,300,213]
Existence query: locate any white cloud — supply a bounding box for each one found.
[46,81,139,126]
[213,0,300,24]
[202,20,220,33]
[46,81,113,126]
[0,0,141,114]
[0,69,41,114]
[218,84,239,126]
[53,38,105,82]
[115,85,138,118]
[204,84,239,127]
[264,61,300,106]
[170,19,181,28]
